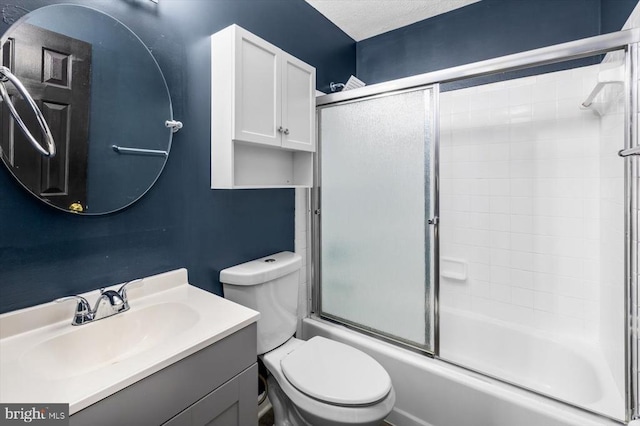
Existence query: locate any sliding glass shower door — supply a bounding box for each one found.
[317,88,437,351]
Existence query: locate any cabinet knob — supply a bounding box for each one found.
[278,126,284,133]
[284,128,290,135]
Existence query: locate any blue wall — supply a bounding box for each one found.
[2,0,636,314]
[356,0,637,85]
[0,0,355,314]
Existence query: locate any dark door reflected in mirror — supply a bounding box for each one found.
[2,24,92,212]
[0,4,174,215]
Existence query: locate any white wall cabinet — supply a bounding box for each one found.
[211,24,315,189]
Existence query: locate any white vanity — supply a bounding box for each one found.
[0,269,260,425]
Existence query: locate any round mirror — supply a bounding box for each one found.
[0,4,175,215]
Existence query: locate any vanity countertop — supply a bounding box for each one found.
[0,269,259,415]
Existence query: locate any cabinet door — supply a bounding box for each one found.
[164,364,258,426]
[281,53,315,152]
[233,28,281,147]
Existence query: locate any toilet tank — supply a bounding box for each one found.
[220,251,301,354]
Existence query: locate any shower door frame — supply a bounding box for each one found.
[312,28,640,421]
[314,86,440,354]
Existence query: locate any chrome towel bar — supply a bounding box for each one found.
[0,66,56,157]
[112,145,168,157]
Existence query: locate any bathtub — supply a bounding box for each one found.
[439,308,624,421]
[302,313,625,426]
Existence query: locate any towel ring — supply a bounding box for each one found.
[0,66,56,157]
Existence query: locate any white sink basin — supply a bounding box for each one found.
[0,269,259,415]
[21,302,200,381]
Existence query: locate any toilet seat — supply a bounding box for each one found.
[281,336,392,406]
[262,336,396,426]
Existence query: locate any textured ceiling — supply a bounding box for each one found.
[305,0,481,41]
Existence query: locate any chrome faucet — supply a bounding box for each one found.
[56,279,142,326]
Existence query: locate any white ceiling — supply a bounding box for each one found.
[305,0,481,42]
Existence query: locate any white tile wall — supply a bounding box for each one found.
[598,102,625,394]
[440,64,605,340]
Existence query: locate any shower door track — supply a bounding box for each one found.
[312,27,640,423]
[317,29,640,107]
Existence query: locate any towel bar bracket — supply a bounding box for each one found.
[165,120,182,133]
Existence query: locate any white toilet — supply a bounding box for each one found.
[220,251,395,426]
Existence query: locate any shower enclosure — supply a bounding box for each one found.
[313,29,640,423]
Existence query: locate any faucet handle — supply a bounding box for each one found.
[55,296,92,325]
[55,295,91,312]
[118,278,143,305]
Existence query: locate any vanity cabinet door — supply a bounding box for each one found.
[164,363,258,426]
[233,27,281,148]
[281,53,315,152]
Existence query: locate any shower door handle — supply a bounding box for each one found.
[428,217,439,225]
[619,146,640,157]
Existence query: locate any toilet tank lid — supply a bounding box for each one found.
[220,251,302,286]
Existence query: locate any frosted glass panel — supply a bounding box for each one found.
[319,89,434,349]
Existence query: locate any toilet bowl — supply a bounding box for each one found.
[220,252,395,426]
[262,336,395,426]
